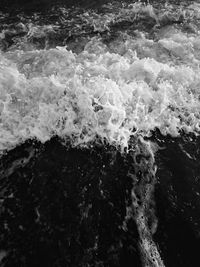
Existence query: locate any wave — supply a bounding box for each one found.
[1,28,200,152]
[1,2,200,266]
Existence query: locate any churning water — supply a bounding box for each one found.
[1,1,200,266]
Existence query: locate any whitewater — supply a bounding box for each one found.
[1,1,200,266]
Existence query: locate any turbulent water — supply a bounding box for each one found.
[1,1,200,266]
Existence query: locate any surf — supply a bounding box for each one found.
[1,1,200,266]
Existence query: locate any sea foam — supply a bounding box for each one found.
[1,2,200,267]
[0,36,200,152]
[1,2,200,153]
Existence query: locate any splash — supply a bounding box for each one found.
[1,1,200,266]
[1,31,200,153]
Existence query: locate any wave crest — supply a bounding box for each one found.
[1,30,200,153]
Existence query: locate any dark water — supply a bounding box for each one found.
[1,133,200,267]
[154,132,200,267]
[0,138,142,267]
[0,0,200,266]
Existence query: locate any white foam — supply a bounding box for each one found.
[0,29,200,152]
[1,3,200,267]
[1,2,200,153]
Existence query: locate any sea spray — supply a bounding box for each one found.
[1,1,200,266]
[1,36,200,153]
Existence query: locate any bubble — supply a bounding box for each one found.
[0,1,200,154]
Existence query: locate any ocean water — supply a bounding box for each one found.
[0,0,200,266]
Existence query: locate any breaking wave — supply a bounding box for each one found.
[1,1,200,266]
[1,5,200,152]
